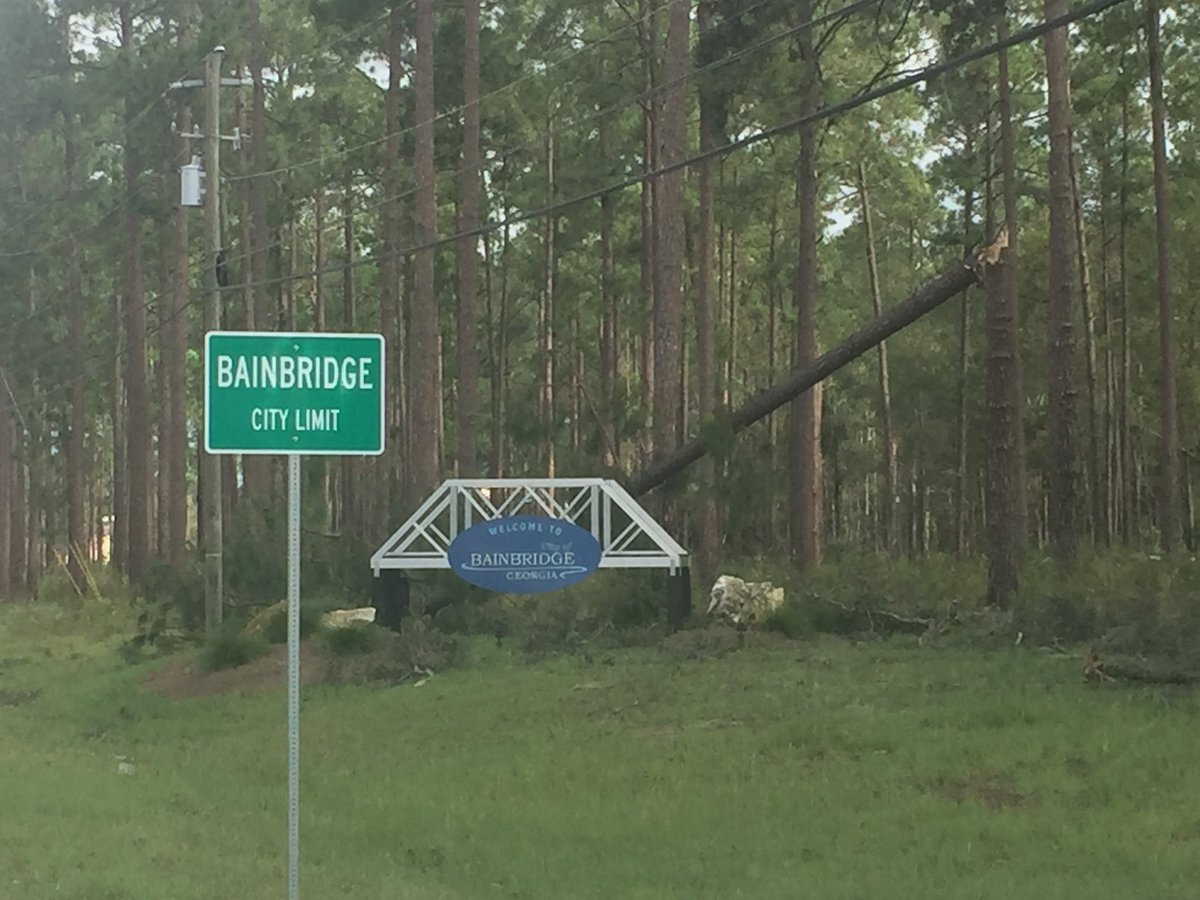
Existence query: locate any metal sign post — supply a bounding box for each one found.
[287,453,301,900]
[203,330,385,900]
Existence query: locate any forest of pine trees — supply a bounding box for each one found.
[0,0,1196,614]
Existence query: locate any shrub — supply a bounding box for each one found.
[763,602,811,639]
[260,603,326,645]
[200,630,268,672]
[394,616,457,671]
[141,559,205,634]
[1012,551,1200,658]
[319,622,380,657]
[224,494,379,606]
[224,500,287,603]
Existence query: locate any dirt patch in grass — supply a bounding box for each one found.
[139,642,327,700]
[140,629,452,701]
[923,772,1034,810]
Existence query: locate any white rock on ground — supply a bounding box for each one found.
[706,575,785,627]
[322,607,377,629]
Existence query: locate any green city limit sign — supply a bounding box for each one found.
[205,331,386,455]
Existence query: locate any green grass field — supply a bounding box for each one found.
[2,602,1200,899]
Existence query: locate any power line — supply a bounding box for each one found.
[0,0,1131,420]
[0,6,395,262]
[230,0,1126,294]
[0,57,207,258]
[208,0,838,282]
[227,0,713,184]
[0,0,690,345]
[0,0,791,346]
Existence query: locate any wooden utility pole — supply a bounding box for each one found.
[203,47,225,632]
[170,50,251,629]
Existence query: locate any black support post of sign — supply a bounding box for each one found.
[667,567,691,630]
[372,570,411,630]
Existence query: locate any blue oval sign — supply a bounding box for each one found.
[447,515,602,594]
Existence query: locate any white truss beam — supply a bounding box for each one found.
[370,478,687,575]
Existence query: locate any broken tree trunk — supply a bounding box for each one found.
[627,249,992,497]
[1085,652,1200,686]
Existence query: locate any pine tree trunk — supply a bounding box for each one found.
[120,1,149,583]
[652,0,689,468]
[456,0,481,477]
[573,309,584,452]
[858,161,896,556]
[90,473,99,563]
[913,436,928,558]
[167,63,190,564]
[767,204,779,442]
[1119,98,1132,543]
[637,0,657,458]
[956,166,976,556]
[790,0,823,568]
[599,120,620,468]
[341,184,357,534]
[244,0,273,501]
[411,0,441,494]
[541,129,557,477]
[768,202,783,543]
[727,186,738,409]
[1100,145,1117,544]
[26,409,43,593]
[496,180,511,476]
[484,227,499,475]
[718,165,727,410]
[222,456,237,530]
[65,100,87,589]
[283,224,297,330]
[313,190,325,330]
[1146,0,1181,551]
[235,74,252,331]
[1185,452,1195,550]
[1043,0,1079,566]
[0,409,10,597]
[985,7,1029,605]
[1071,144,1103,543]
[153,222,169,560]
[693,0,720,586]
[248,0,270,335]
[11,459,26,594]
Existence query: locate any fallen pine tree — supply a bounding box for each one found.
[1084,653,1200,686]
[626,239,1003,497]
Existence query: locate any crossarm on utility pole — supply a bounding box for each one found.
[627,252,992,498]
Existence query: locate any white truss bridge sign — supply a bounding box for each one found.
[371,478,687,575]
